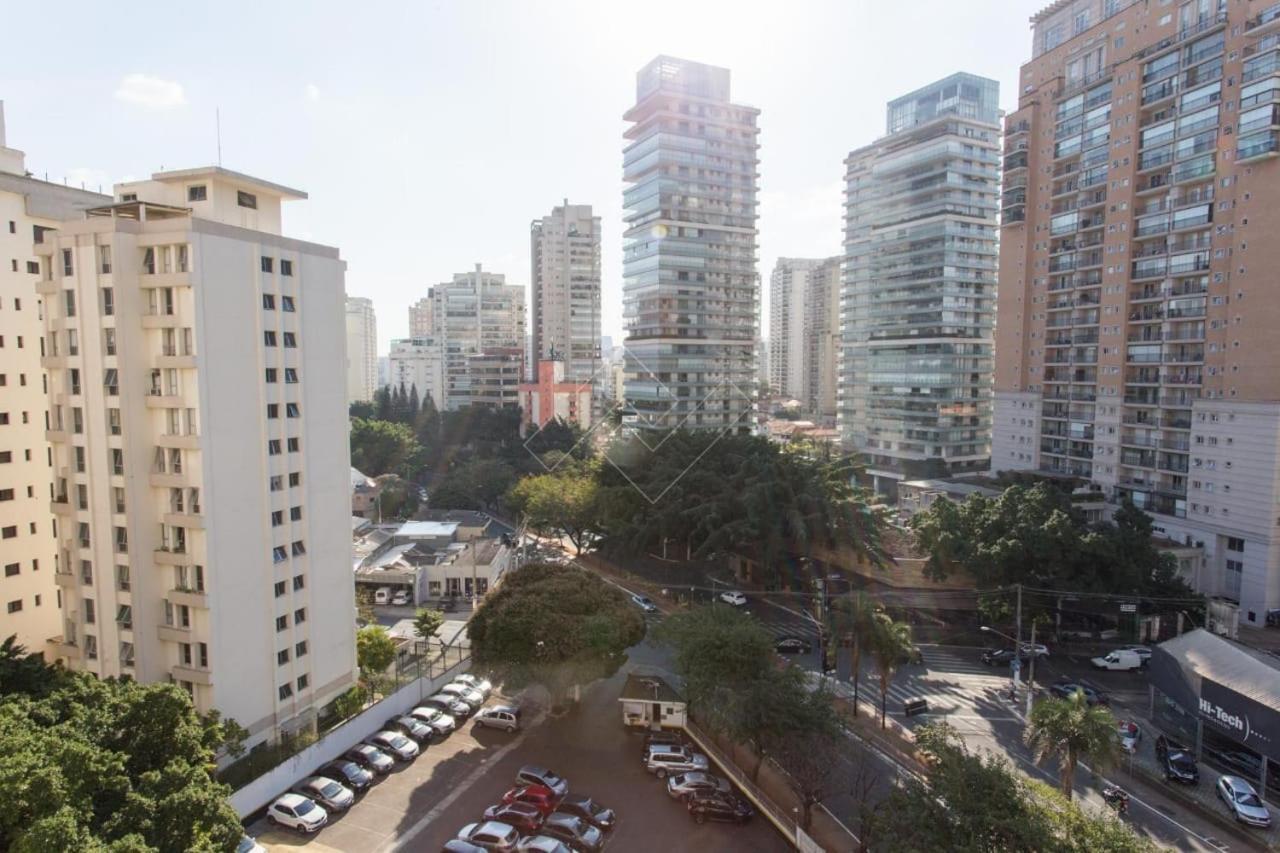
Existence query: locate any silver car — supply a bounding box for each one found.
[410,705,458,736]
[365,730,419,761]
[291,776,355,813]
[644,745,709,778]
[666,771,731,800]
[424,692,473,717]
[441,681,485,708]
[454,673,493,697]
[1217,775,1271,827]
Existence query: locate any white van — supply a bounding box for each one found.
[1091,649,1142,671]
[374,587,392,605]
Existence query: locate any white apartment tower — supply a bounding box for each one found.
[419,265,525,411]
[387,337,446,412]
[344,296,377,403]
[37,165,356,746]
[530,201,601,387]
[622,56,760,432]
[0,104,108,652]
[803,256,842,421]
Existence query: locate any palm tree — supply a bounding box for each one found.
[868,612,914,729]
[829,592,879,717]
[1024,689,1119,799]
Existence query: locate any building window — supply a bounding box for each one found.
[84,599,95,624]
[267,403,279,419]
[4,564,17,577]
[238,191,258,210]
[64,289,75,317]
[284,368,298,384]
[268,439,282,455]
[281,295,295,312]
[263,331,277,346]
[116,605,132,629]
[262,294,275,310]
[99,246,112,275]
[104,369,118,396]
[290,506,302,521]
[291,541,306,556]
[101,288,113,315]
[187,185,207,202]
[275,615,288,631]
[265,368,278,383]
[115,564,130,591]
[293,607,306,624]
[288,472,301,487]
[282,332,296,348]
[269,475,283,491]
[295,640,308,657]
[62,249,73,277]
[292,574,305,591]
[274,580,286,597]
[278,683,292,700]
[287,438,299,453]
[277,649,290,665]
[280,260,293,277]
[296,674,309,691]
[7,600,22,614]
[0,527,14,539]
[286,403,300,418]
[261,256,273,274]
[272,546,287,563]
[1227,537,1244,552]
[83,635,97,660]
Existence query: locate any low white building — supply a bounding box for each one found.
[352,520,514,604]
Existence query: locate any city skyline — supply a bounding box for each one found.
[0,0,1042,353]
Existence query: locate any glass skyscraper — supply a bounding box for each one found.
[621,56,760,433]
[839,73,1000,495]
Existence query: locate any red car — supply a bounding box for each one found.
[482,801,545,833]
[500,784,560,816]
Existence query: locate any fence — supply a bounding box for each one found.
[225,646,470,818]
[682,720,798,842]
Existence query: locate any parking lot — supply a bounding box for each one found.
[246,667,789,853]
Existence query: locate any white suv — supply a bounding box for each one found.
[644,744,710,778]
[267,793,328,833]
[719,591,747,606]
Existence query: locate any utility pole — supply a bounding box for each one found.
[1014,583,1023,691]
[1026,618,1036,716]
[815,574,830,676]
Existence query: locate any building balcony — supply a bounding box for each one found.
[169,588,208,609]
[154,433,200,450]
[49,498,72,515]
[53,570,77,589]
[171,664,212,686]
[141,313,181,329]
[40,355,68,370]
[46,636,79,660]
[154,354,197,370]
[1247,3,1280,35]
[163,511,204,530]
[157,623,191,644]
[149,471,193,489]
[153,546,193,566]
[144,393,186,409]
[45,429,68,443]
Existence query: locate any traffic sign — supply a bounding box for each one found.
[1119,604,1137,613]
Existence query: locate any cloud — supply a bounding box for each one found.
[114,74,186,109]
[304,84,321,103]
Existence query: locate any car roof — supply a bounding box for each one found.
[519,763,552,775]
[484,704,518,714]
[520,837,564,852]
[476,820,516,837]
[1222,775,1254,791]
[274,793,309,808]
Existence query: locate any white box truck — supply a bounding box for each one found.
[1090,649,1143,671]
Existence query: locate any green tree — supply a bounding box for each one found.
[827,592,878,718]
[774,721,841,832]
[468,563,644,706]
[1025,691,1119,800]
[356,626,397,696]
[374,474,420,519]
[429,458,516,511]
[349,400,377,419]
[0,635,62,698]
[867,611,913,729]
[508,468,600,554]
[524,417,589,459]
[350,418,422,478]
[413,607,445,645]
[332,686,366,721]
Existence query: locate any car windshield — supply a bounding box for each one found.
[320,781,343,797]
[1170,752,1193,765]
[294,800,315,816]
[390,735,409,748]
[1237,791,1264,807]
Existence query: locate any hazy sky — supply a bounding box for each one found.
[2,0,1043,352]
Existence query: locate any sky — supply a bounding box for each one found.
[1,0,1044,353]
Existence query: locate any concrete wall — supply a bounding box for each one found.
[228,655,470,818]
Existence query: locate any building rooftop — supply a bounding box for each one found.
[899,479,1003,498]
[619,673,684,704]
[1158,629,1280,711]
[396,521,460,538]
[148,165,307,200]
[352,467,376,490]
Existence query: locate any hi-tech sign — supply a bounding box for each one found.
[1199,680,1280,764]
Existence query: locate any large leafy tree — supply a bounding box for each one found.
[507,466,601,554]
[0,674,243,852]
[356,625,397,696]
[867,611,913,729]
[429,458,517,511]
[873,723,1152,852]
[772,686,842,831]
[468,563,645,705]
[1025,690,1119,800]
[350,417,422,478]
[827,592,879,718]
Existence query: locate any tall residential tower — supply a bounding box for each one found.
[38,166,356,746]
[345,296,377,403]
[622,56,760,432]
[994,0,1280,625]
[530,201,601,389]
[768,258,822,400]
[840,73,1000,494]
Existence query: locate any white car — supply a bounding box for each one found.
[1019,642,1050,658]
[517,837,573,853]
[391,590,411,606]
[457,821,521,852]
[267,792,328,834]
[441,681,485,708]
[409,705,457,736]
[237,836,267,853]
[365,730,419,761]
[474,704,521,732]
[453,673,493,697]
[1217,775,1272,827]
[1117,720,1141,754]
[1120,645,1152,663]
[719,591,747,607]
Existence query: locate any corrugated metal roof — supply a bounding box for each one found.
[1160,629,1280,709]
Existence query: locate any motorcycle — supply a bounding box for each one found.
[1102,785,1130,816]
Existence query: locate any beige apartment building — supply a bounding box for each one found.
[768,258,824,401]
[345,296,378,403]
[36,165,356,745]
[0,104,107,652]
[408,296,432,339]
[803,257,842,421]
[995,0,1280,625]
[530,201,601,388]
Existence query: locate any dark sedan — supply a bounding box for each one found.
[981,648,1024,666]
[556,795,615,832]
[687,791,754,825]
[1049,682,1108,706]
[774,636,813,655]
[481,802,544,834]
[1156,735,1200,785]
[318,759,373,793]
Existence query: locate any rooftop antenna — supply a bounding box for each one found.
[215,108,223,166]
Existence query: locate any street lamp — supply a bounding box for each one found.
[981,624,1038,715]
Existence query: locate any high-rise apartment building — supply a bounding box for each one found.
[530,201,601,389]
[387,337,446,409]
[768,258,821,399]
[345,296,377,403]
[0,104,107,652]
[408,296,432,339]
[418,265,525,411]
[803,256,842,421]
[37,165,356,746]
[840,73,1000,494]
[622,56,760,432]
[994,0,1280,625]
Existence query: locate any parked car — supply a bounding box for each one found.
[1019,642,1050,658]
[687,791,754,825]
[424,693,474,717]
[1156,734,1200,784]
[556,794,615,832]
[454,673,493,697]
[719,591,747,606]
[443,838,488,853]
[442,681,486,709]
[981,648,1024,666]
[1091,650,1143,671]
[474,704,521,732]
[365,730,420,762]
[319,759,374,793]
[501,784,561,816]
[643,730,686,751]
[645,744,710,778]
[267,793,328,834]
[374,586,392,605]
[1116,721,1141,754]
[632,594,659,613]
[774,635,813,655]
[540,813,604,852]
[482,802,545,834]
[515,765,569,798]
[1216,775,1272,827]
[1049,682,1108,705]
[344,743,395,775]
[388,714,435,743]
[410,705,458,737]
[237,835,266,853]
[515,837,573,853]
[291,776,355,813]
[456,821,521,852]
[667,771,731,800]
[392,590,412,606]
